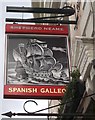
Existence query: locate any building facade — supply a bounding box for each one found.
[31,1,95,119]
[69,1,95,119]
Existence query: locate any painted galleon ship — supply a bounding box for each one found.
[8,39,69,85]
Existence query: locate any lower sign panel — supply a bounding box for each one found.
[4,85,66,99]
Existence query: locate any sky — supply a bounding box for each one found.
[2,118,48,120]
[3,0,33,20]
[0,0,48,119]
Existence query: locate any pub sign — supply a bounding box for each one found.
[4,24,70,99]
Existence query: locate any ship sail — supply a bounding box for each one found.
[13,49,22,62]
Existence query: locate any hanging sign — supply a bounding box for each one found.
[4,24,69,99]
